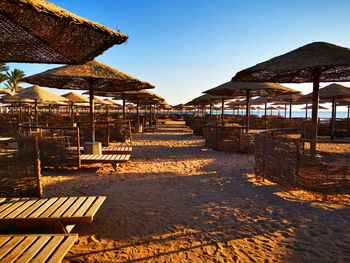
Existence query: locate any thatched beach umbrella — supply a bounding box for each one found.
[62,92,90,121]
[269,93,302,120]
[266,106,276,116]
[23,60,154,143]
[0,0,128,64]
[4,85,68,122]
[232,42,350,149]
[204,82,298,131]
[300,83,350,139]
[0,87,15,96]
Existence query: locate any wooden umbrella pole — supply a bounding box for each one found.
[245,90,251,132]
[330,97,336,140]
[347,105,350,132]
[289,99,292,120]
[264,102,267,128]
[284,104,287,119]
[310,69,320,152]
[221,99,225,125]
[35,99,38,125]
[149,104,152,126]
[210,102,212,120]
[89,84,95,142]
[305,103,308,119]
[136,99,139,124]
[122,93,126,120]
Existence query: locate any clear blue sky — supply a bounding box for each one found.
[7,0,350,107]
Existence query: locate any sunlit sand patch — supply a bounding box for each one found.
[244,173,350,209]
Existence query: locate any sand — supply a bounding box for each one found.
[41,121,350,263]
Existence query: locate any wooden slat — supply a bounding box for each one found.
[50,197,77,218]
[0,200,27,219]
[1,236,37,262]
[0,198,6,204]
[61,197,87,218]
[16,236,51,263]
[30,236,65,263]
[4,199,37,219]
[28,198,59,218]
[84,196,106,217]
[39,197,68,218]
[16,198,49,218]
[0,236,24,261]
[46,235,77,263]
[72,196,96,217]
[0,236,12,248]
[0,199,18,214]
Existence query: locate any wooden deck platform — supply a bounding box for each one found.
[0,234,77,263]
[0,196,106,233]
[101,146,132,155]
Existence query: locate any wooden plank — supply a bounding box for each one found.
[29,198,59,218]
[50,197,77,218]
[16,198,49,218]
[39,197,68,218]
[84,196,106,218]
[0,198,6,204]
[1,236,37,262]
[0,236,11,248]
[72,196,96,217]
[61,197,87,217]
[4,199,37,219]
[16,236,51,263]
[46,235,77,263]
[0,199,18,214]
[0,200,27,219]
[0,236,24,261]
[30,236,65,263]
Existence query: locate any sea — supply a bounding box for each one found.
[181,110,349,119]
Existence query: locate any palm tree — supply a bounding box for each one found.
[0,63,9,86]
[5,69,25,92]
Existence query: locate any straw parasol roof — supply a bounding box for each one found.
[3,85,68,103]
[104,99,121,107]
[204,82,298,97]
[190,94,232,105]
[23,60,154,92]
[62,92,90,103]
[0,0,128,64]
[300,83,350,101]
[301,105,330,110]
[232,42,350,83]
[110,90,163,101]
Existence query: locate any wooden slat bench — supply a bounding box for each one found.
[0,234,77,263]
[0,196,105,233]
[101,146,132,155]
[80,154,130,170]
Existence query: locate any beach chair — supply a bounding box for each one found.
[0,234,77,262]
[80,154,130,170]
[0,196,106,233]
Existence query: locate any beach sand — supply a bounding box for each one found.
[42,121,350,262]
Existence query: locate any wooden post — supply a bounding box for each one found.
[76,127,81,168]
[122,93,126,121]
[305,103,308,120]
[34,99,38,125]
[221,99,225,125]
[245,90,251,132]
[310,69,320,152]
[264,102,267,128]
[136,99,139,124]
[347,105,350,132]
[289,99,292,120]
[33,136,43,198]
[330,97,336,140]
[89,84,95,142]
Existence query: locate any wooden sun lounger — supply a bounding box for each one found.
[80,154,130,170]
[0,234,77,263]
[0,196,106,234]
[101,146,132,155]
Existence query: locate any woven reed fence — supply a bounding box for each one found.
[0,136,42,197]
[19,123,81,169]
[255,128,350,194]
[204,125,256,153]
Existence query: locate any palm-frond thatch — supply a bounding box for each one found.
[232,42,350,83]
[22,60,154,92]
[0,0,128,64]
